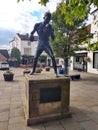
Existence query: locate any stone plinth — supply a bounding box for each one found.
[24,73,70,125]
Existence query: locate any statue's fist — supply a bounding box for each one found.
[29,35,34,41]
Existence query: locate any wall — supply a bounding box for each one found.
[87,52,98,74]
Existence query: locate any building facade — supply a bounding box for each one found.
[71,8,98,74]
[9,33,47,66]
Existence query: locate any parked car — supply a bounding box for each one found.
[0,61,9,70]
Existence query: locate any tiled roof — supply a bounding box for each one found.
[17,33,29,41]
[33,36,39,41]
[0,53,7,61]
[90,8,98,14]
[72,24,91,39]
[0,49,9,59]
[17,33,38,41]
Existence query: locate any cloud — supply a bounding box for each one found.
[0,28,16,49]
[0,0,42,32]
[0,0,61,49]
[0,0,60,32]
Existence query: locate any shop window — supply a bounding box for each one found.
[76,57,79,62]
[93,52,98,69]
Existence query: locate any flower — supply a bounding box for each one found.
[84,56,91,62]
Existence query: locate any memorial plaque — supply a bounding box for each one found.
[40,87,61,103]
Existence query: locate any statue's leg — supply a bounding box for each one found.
[30,57,38,74]
[44,44,58,76]
[30,45,43,75]
[52,56,58,76]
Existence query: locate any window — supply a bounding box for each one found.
[24,48,31,55]
[28,42,31,46]
[93,52,98,69]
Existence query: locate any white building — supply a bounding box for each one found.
[88,8,98,73]
[71,8,98,74]
[9,33,64,67]
[9,33,38,56]
[9,33,47,66]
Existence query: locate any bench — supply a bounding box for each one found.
[70,74,80,80]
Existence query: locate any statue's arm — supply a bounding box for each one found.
[29,24,37,41]
[50,25,55,40]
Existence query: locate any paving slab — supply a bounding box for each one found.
[0,121,8,130]
[0,68,98,130]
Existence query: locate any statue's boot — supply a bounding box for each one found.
[29,59,37,75]
[52,59,59,77]
[29,71,34,75]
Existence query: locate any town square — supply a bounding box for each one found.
[0,68,98,130]
[0,0,98,130]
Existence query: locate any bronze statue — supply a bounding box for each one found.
[29,12,58,76]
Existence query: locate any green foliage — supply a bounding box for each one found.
[59,1,90,26]
[35,67,42,73]
[10,47,21,64]
[17,0,98,25]
[88,41,98,51]
[17,0,98,51]
[51,4,91,59]
[17,0,98,6]
[38,0,49,6]
[17,0,31,2]
[17,0,92,25]
[17,0,49,5]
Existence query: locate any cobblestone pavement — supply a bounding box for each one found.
[0,68,98,130]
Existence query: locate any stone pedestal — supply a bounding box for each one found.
[24,73,70,125]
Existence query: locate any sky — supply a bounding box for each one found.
[0,0,61,49]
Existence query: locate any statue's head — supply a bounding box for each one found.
[43,12,51,24]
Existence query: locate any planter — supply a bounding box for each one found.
[35,68,42,73]
[45,67,50,71]
[84,56,91,63]
[3,74,14,81]
[23,69,30,75]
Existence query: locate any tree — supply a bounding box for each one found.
[17,0,98,6]
[17,0,98,23]
[51,4,92,74]
[17,0,98,62]
[17,0,49,5]
[17,0,98,51]
[10,47,21,65]
[60,0,98,26]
